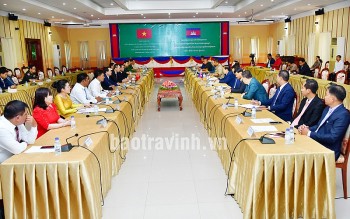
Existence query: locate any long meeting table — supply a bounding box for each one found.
[0,70,154,218]
[185,69,335,219]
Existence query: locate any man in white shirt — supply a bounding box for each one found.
[71,73,102,104]
[329,55,344,81]
[0,100,38,163]
[88,69,111,98]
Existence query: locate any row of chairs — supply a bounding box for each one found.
[261,78,350,199]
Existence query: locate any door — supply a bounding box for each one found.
[25,39,43,71]
[52,44,61,68]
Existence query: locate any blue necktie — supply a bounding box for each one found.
[272,88,280,106]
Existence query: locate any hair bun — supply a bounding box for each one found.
[52,81,58,88]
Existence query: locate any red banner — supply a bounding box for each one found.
[137,29,152,39]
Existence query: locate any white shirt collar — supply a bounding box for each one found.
[279,82,288,91]
[0,115,16,130]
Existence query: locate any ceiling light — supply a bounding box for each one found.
[74,8,76,10]
[168,12,170,15]
[38,12,41,15]
[144,16,146,18]
[196,12,198,15]
[308,4,311,6]
[244,12,247,14]
[238,15,241,17]
[216,15,218,17]
[22,8,26,11]
[225,1,228,3]
[271,0,274,2]
[110,3,114,6]
[98,18,100,19]
[63,3,66,5]
[193,16,195,18]
[294,8,297,10]
[141,14,143,16]
[261,4,263,7]
[3,3,7,6]
[52,16,54,18]
[91,15,93,17]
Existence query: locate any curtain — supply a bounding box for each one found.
[286,35,296,56]
[319,32,331,64]
[79,41,89,69]
[308,33,316,64]
[96,41,107,68]
[267,37,273,54]
[1,38,17,69]
[233,37,243,63]
[251,37,259,61]
[64,42,71,69]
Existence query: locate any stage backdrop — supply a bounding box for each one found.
[110,22,229,58]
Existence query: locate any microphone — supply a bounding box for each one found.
[85,114,124,157]
[66,133,79,145]
[64,133,79,151]
[241,108,252,117]
[258,133,276,144]
[104,104,115,113]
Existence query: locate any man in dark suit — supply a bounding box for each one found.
[291,79,324,128]
[242,70,268,103]
[299,85,350,160]
[231,68,246,93]
[298,58,312,77]
[255,70,295,121]
[20,65,38,84]
[266,53,275,68]
[101,67,117,90]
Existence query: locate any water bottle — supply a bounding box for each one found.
[289,126,295,144]
[234,98,238,109]
[94,104,99,115]
[251,106,256,119]
[54,137,61,156]
[25,81,28,87]
[70,116,76,129]
[0,87,2,94]
[285,128,291,144]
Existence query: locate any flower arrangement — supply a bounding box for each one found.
[160,80,178,90]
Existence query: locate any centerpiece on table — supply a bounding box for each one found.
[160,80,178,90]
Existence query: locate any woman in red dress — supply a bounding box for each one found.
[33,87,71,138]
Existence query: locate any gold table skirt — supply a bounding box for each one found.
[184,69,335,219]
[0,71,154,218]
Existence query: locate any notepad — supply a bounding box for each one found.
[250,126,278,133]
[250,118,275,124]
[24,146,55,153]
[77,108,107,113]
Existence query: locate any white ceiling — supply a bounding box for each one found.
[0,0,348,25]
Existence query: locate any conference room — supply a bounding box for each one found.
[0,0,350,218]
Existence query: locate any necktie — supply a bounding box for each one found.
[15,126,20,142]
[291,99,311,127]
[233,79,237,89]
[84,88,88,99]
[272,88,280,106]
[315,108,334,132]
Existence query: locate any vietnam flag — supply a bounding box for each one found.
[137,28,152,39]
[186,28,201,38]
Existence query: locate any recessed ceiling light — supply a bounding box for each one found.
[294,8,297,10]
[98,18,100,19]
[91,15,93,17]
[225,1,228,3]
[216,15,218,17]
[238,15,241,17]
[74,8,76,10]
[196,12,198,15]
[308,3,311,6]
[38,12,41,15]
[144,16,146,18]
[244,12,247,14]
[3,3,7,6]
[141,14,143,16]
[110,3,114,6]
[168,12,170,15]
[193,16,195,18]
[22,8,26,11]
[271,0,274,2]
[261,4,263,7]
[63,3,66,5]
[52,16,54,18]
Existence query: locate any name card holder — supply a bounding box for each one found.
[235,116,242,124]
[247,126,254,137]
[84,136,93,147]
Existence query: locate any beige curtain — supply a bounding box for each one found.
[96,41,107,68]
[64,42,71,69]
[233,37,243,63]
[1,38,17,69]
[79,41,89,69]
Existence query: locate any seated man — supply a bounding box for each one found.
[201,57,215,73]
[266,53,275,68]
[0,67,16,89]
[310,56,322,72]
[219,66,238,88]
[299,85,350,160]
[298,58,312,77]
[0,100,38,163]
[231,68,246,93]
[88,69,112,98]
[21,65,39,84]
[241,70,268,103]
[256,70,295,121]
[212,59,224,78]
[101,67,117,90]
[272,54,282,70]
[291,79,324,128]
[329,55,344,81]
[71,73,102,104]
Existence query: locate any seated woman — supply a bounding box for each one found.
[54,67,61,76]
[47,68,53,78]
[53,80,81,116]
[61,65,67,74]
[33,87,71,138]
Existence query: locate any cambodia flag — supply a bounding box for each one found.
[186,28,201,38]
[137,28,152,39]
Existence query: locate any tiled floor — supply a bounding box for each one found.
[103,77,350,219]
